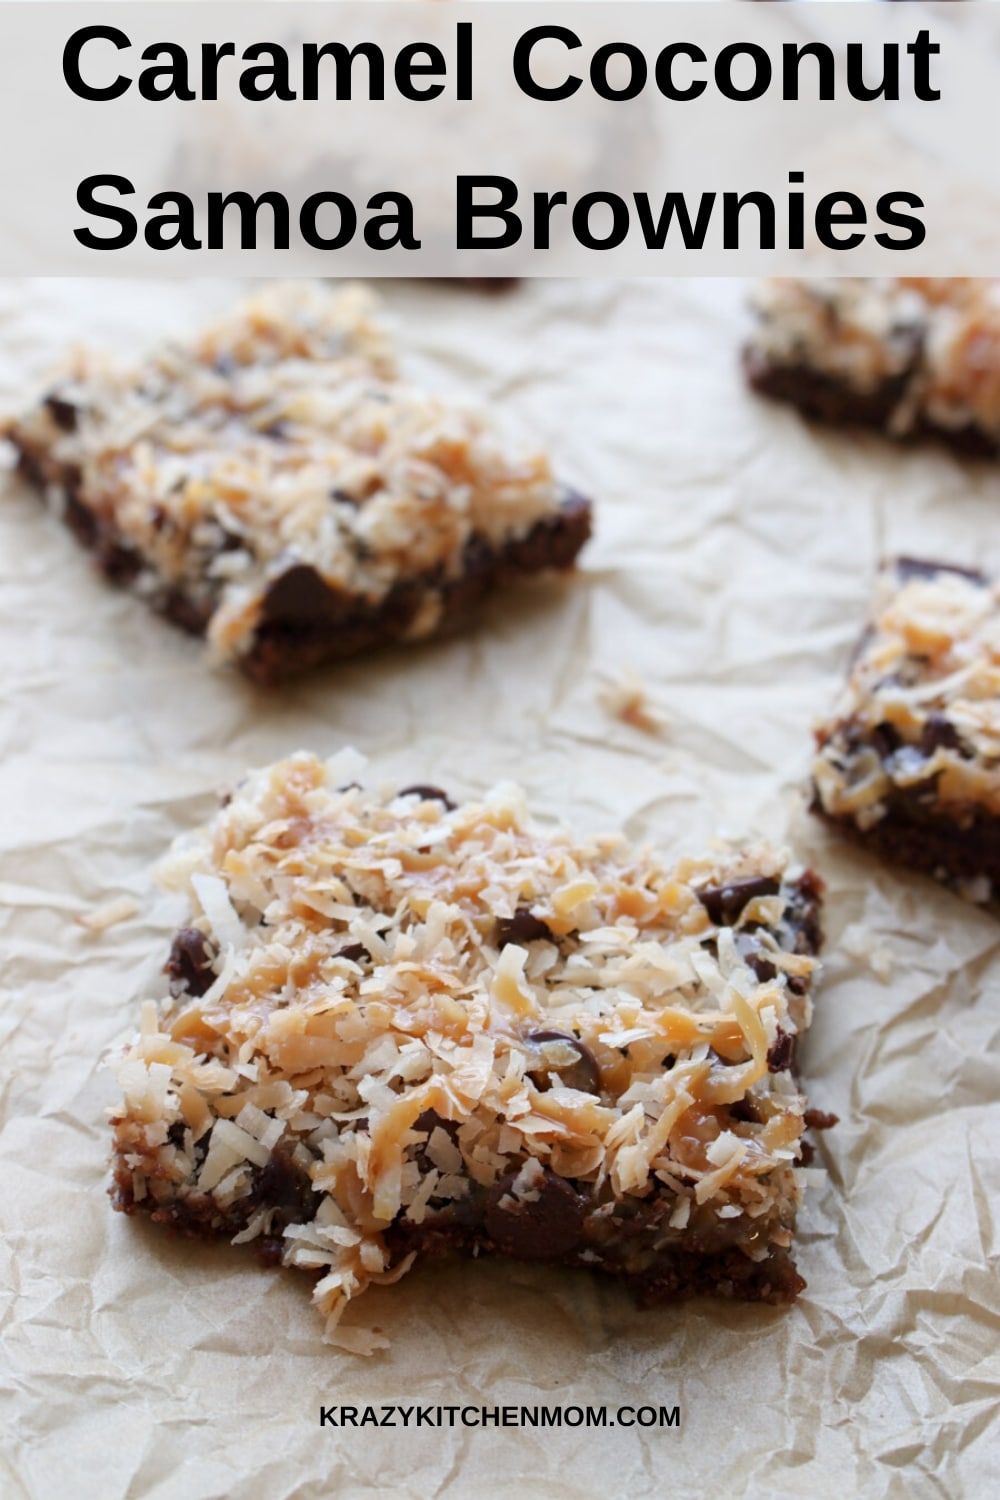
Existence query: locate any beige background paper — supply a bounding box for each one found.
[1,277,999,1498]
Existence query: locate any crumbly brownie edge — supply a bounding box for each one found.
[810,556,1000,897]
[743,345,1000,459]
[10,435,592,683]
[242,491,592,686]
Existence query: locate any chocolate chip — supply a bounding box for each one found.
[919,712,966,757]
[766,1028,795,1073]
[729,1097,762,1125]
[803,1108,838,1131]
[330,487,359,506]
[166,1120,188,1148]
[495,908,554,948]
[336,942,370,964]
[43,392,79,431]
[254,1148,319,1225]
[696,876,781,927]
[734,932,778,982]
[526,1030,601,1095]
[163,927,216,998]
[484,1168,586,1261]
[870,721,901,760]
[397,784,456,810]
[258,564,343,627]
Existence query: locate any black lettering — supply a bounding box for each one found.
[300,192,356,250]
[585,1407,607,1427]
[240,43,295,102]
[456,22,472,101]
[340,1407,359,1427]
[363,191,419,249]
[396,1406,414,1426]
[513,25,581,101]
[722,190,775,250]
[207,190,289,249]
[572,192,630,251]
[662,1406,682,1427]
[591,42,646,101]
[781,42,835,101]
[201,42,236,101]
[788,171,805,251]
[564,1407,584,1427]
[520,1406,539,1427]
[538,1408,562,1427]
[715,43,772,102]
[456,176,521,248]
[319,1407,338,1427]
[634,190,715,251]
[379,1408,396,1427]
[147,191,201,250]
[815,191,867,250]
[359,1406,378,1428]
[636,1406,658,1427]
[302,41,385,101]
[139,44,195,103]
[653,43,706,102]
[395,43,445,101]
[846,42,899,102]
[461,1407,479,1427]
[63,25,130,102]
[415,1407,434,1426]
[874,191,925,249]
[74,174,136,249]
[532,190,567,249]
[502,1406,518,1427]
[619,1407,635,1427]
[908,29,940,101]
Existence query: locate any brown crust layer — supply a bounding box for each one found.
[113,869,823,1310]
[811,795,1000,891]
[744,346,1000,459]
[244,491,592,686]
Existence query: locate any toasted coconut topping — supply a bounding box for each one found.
[813,560,1000,825]
[749,278,1000,438]
[110,752,820,1350]
[2,283,571,667]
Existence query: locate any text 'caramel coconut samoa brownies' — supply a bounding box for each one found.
[744,279,1000,457]
[2,284,590,684]
[813,557,1000,901]
[111,751,829,1355]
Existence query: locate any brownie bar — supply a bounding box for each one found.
[111,751,825,1354]
[3,284,590,682]
[811,557,1000,898]
[745,278,1000,456]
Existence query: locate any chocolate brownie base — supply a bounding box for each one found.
[744,347,1000,459]
[244,491,592,686]
[812,794,1000,894]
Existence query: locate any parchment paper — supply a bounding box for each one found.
[2,276,999,1500]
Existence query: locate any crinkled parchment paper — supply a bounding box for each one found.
[2,277,1000,1500]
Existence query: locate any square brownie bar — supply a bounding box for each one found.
[3,284,590,683]
[745,278,1000,457]
[111,751,824,1354]
[812,557,1000,898]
